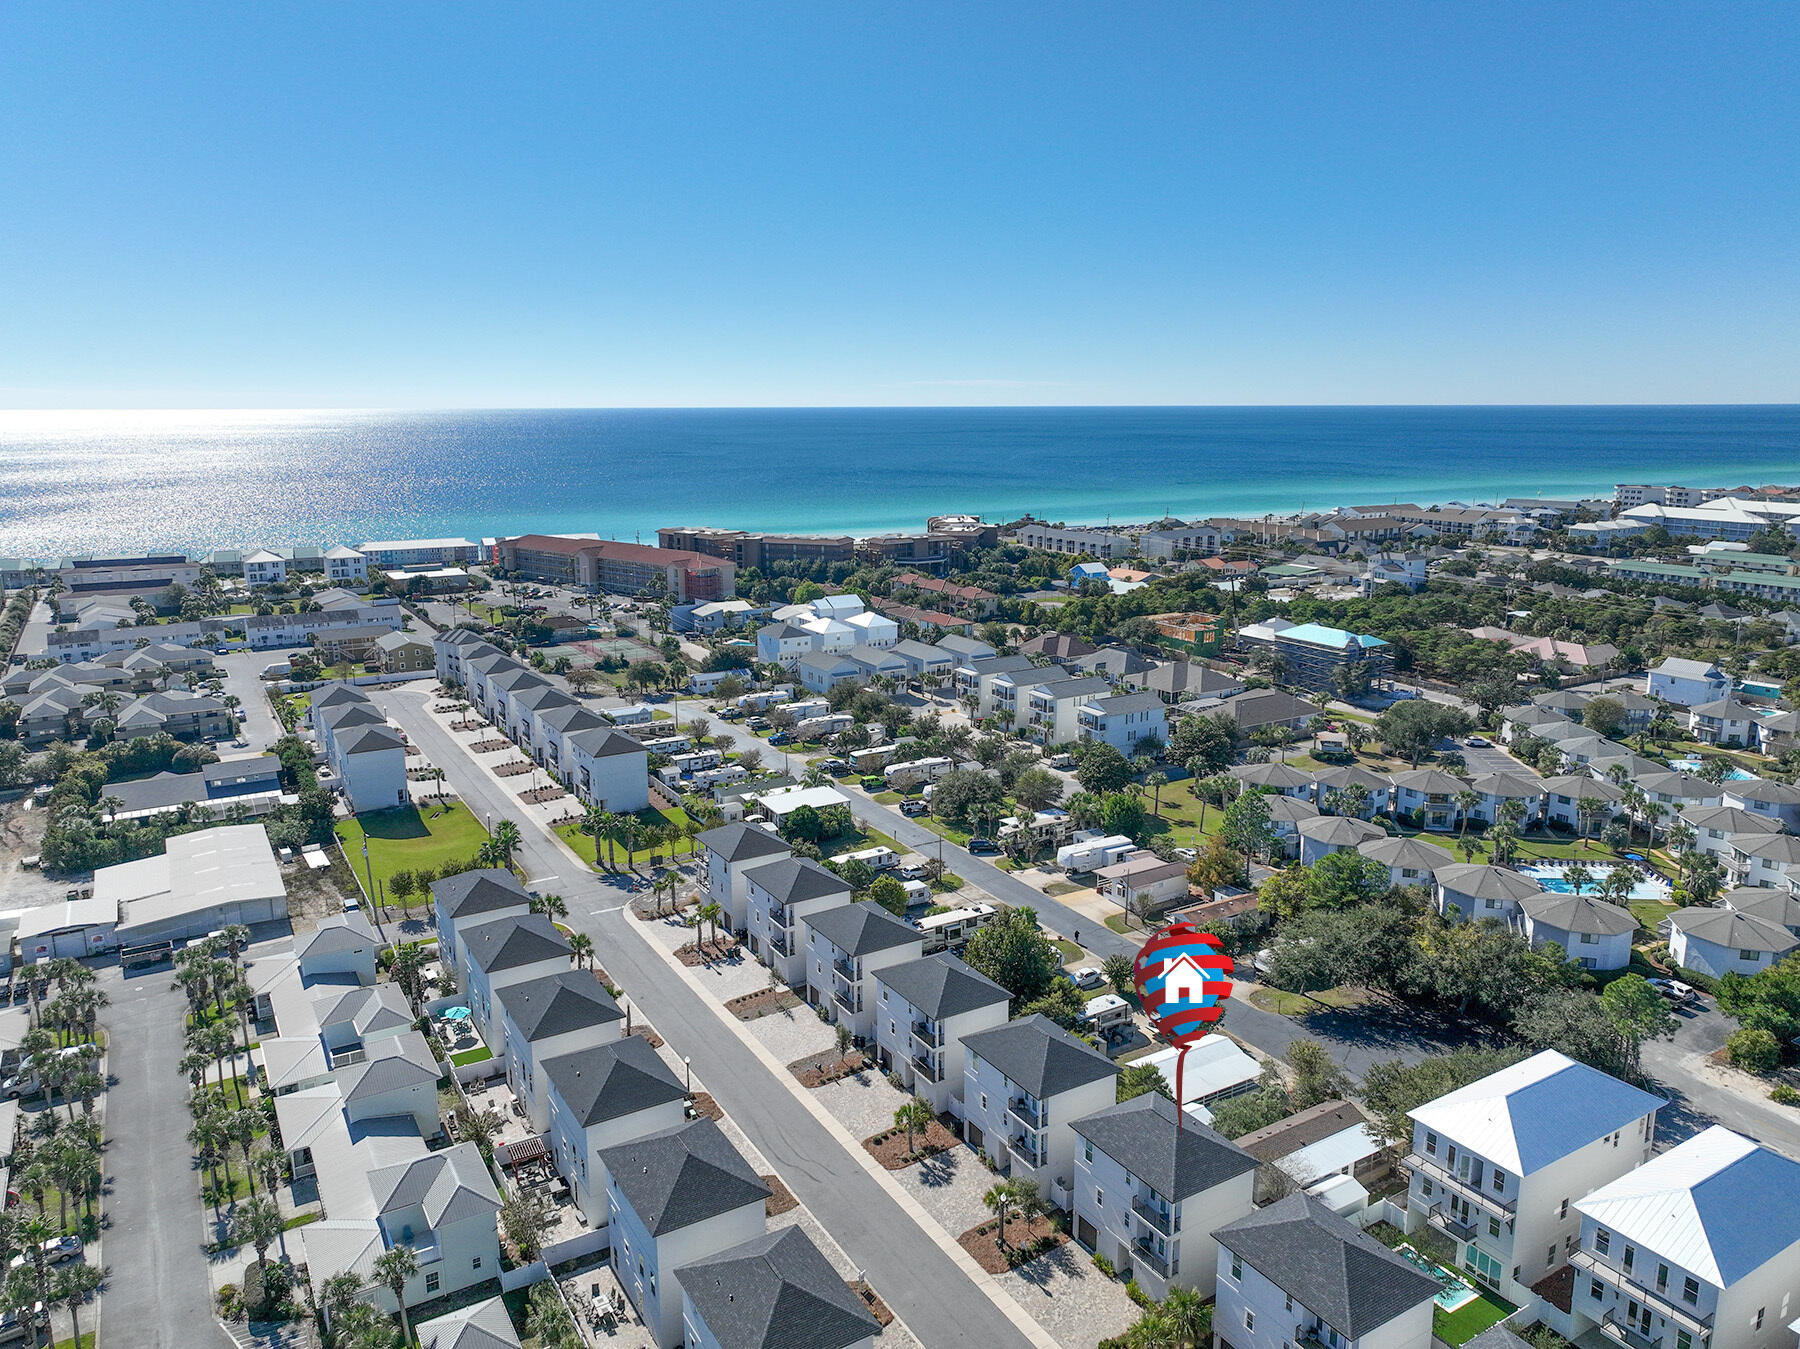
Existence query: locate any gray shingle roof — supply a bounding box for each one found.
[541,1035,686,1128]
[432,869,531,921]
[960,1014,1118,1099]
[698,822,791,864]
[676,1226,878,1349]
[1519,891,1639,937]
[1671,906,1799,953]
[459,913,570,973]
[497,971,622,1042]
[742,857,852,906]
[1070,1091,1257,1201]
[599,1118,770,1236]
[804,901,922,958]
[566,726,648,759]
[874,955,1009,1021]
[369,1141,502,1229]
[1214,1193,1440,1337]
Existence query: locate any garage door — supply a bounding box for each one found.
[1076,1216,1098,1250]
[52,931,88,959]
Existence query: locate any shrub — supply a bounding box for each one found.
[1091,1253,1116,1278]
[1124,1277,1153,1309]
[1771,1085,1800,1106]
[1728,1027,1782,1074]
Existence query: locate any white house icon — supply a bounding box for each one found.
[1160,953,1212,1004]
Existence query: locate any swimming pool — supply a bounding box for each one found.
[1668,759,1757,781]
[1521,861,1671,901]
[1395,1244,1480,1313]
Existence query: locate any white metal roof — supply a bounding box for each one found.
[1141,1037,1261,1105]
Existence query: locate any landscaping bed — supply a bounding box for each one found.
[451,719,486,731]
[625,1023,665,1049]
[469,737,512,752]
[675,936,740,966]
[956,1215,1067,1273]
[726,986,804,1020]
[692,1092,724,1122]
[851,1280,893,1328]
[762,1173,798,1216]
[862,1118,959,1169]
[494,760,535,777]
[519,786,566,804]
[789,1050,867,1088]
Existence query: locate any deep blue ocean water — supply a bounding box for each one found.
[2,405,1799,558]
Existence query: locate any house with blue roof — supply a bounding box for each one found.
[1236,618,1393,693]
[1573,1126,1800,1349]
[1403,1050,1661,1305]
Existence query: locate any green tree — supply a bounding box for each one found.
[868,874,910,916]
[1360,1047,1531,1146]
[1074,742,1133,795]
[1116,1061,1171,1103]
[1599,974,1678,1077]
[1012,767,1061,814]
[1100,792,1149,842]
[1103,953,1135,996]
[1582,695,1627,738]
[371,1244,420,1347]
[962,907,1063,1010]
[229,1195,287,1312]
[1168,713,1236,777]
[894,1096,934,1156]
[1218,791,1275,873]
[55,1262,103,1349]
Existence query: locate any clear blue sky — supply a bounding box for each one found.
[3,2,1796,408]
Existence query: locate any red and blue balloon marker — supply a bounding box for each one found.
[1133,923,1234,1108]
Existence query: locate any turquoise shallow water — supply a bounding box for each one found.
[2,405,1799,557]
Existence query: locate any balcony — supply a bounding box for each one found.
[768,934,791,958]
[833,986,860,1015]
[1007,1096,1047,1131]
[1425,1203,1478,1242]
[1569,1251,1714,1334]
[910,1020,943,1051]
[910,1048,942,1082]
[1131,1197,1172,1235]
[1404,1153,1517,1213]
[1598,1313,1661,1349]
[1007,1135,1045,1169]
[833,954,857,981]
[1131,1240,1171,1279]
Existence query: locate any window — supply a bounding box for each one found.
[1231,1255,1242,1281]
[1085,1143,1093,1163]
[1096,1189,1104,1208]
[1595,1228,1611,1255]
[1580,933,1598,944]
[1559,1198,1570,1219]
[1285,1295,1293,1312]
[980,1093,987,1111]
[1488,1216,1501,1238]
[1425,1131,1438,1156]
[1245,1311,1256,1331]
[1492,1168,1507,1190]
[425,1272,440,1294]
[1422,1180,1434,1197]
[1590,1280,1605,1302]
[1548,1246,1558,1267]
[1676,1333,1692,1349]
[472,1257,482,1270]
[1683,1277,1700,1305]
[1755,1309,1765,1330]
[1656,1264,1669,1292]
[1623,1245,1635,1272]
[1740,949,1760,961]
[1566,1236,1577,1256]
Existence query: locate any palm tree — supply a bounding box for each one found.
[481,818,523,872]
[1454,789,1480,839]
[318,1270,366,1346]
[893,1097,933,1158]
[1564,862,1594,898]
[698,900,724,949]
[586,808,622,870]
[53,1261,100,1348]
[1576,796,1604,848]
[189,1111,230,1216]
[390,944,429,1013]
[1145,770,1168,818]
[371,1244,420,1346]
[1159,1286,1212,1348]
[567,933,595,971]
[229,1195,286,1309]
[530,892,569,923]
[18,1215,52,1336]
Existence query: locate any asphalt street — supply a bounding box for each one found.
[373,684,1040,1349]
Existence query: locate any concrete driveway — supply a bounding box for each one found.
[99,962,234,1349]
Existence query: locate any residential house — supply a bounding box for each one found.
[1689,699,1761,749]
[795,651,862,695]
[1143,661,1244,705]
[323,546,368,583]
[364,1144,504,1311]
[432,869,532,973]
[1469,773,1546,827]
[496,972,624,1127]
[1077,690,1169,754]
[1517,892,1638,971]
[677,1227,880,1349]
[1297,815,1386,865]
[543,1036,689,1227]
[1095,852,1191,919]
[1434,864,1543,925]
[600,1120,772,1349]
[1668,907,1799,979]
[1213,1193,1440,1349]
[743,858,853,985]
[843,644,908,682]
[960,1015,1119,1201]
[1680,807,1782,862]
[1235,1100,1387,1204]
[1389,770,1472,832]
[871,955,1009,1114]
[1647,658,1731,707]
[1405,1049,1662,1303]
[1725,834,1800,890]
[1572,1126,1800,1349]
[934,634,997,663]
[698,823,792,935]
[954,653,1044,718]
[1224,690,1317,738]
[1070,1091,1257,1298]
[311,686,409,812]
[373,631,434,673]
[1236,620,1392,692]
[417,1298,521,1349]
[888,639,956,682]
[1539,777,1626,832]
[801,901,924,1040]
[1310,765,1393,818]
[456,914,572,1049]
[1357,835,1455,888]
[1723,779,1800,831]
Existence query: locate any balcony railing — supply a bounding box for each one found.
[1007,1135,1045,1168]
[1007,1097,1047,1131]
[1131,1241,1171,1279]
[1426,1203,1478,1242]
[1598,1313,1661,1349]
[1404,1153,1517,1213]
[833,955,857,981]
[833,986,860,1015]
[910,1048,942,1082]
[1131,1197,1172,1235]
[910,1020,943,1050]
[1569,1252,1714,1333]
[768,934,790,958]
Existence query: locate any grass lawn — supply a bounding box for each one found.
[53,1335,96,1349]
[1629,898,1676,932]
[558,805,699,871]
[336,802,491,899]
[1248,986,1367,1015]
[1103,913,1133,934]
[451,1045,494,1067]
[1052,938,1083,961]
[911,814,974,847]
[871,790,903,804]
[1434,1289,1516,1346]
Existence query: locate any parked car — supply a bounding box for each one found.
[8,1235,81,1272]
[0,1304,47,1344]
[859,775,884,790]
[1465,735,1491,747]
[746,717,772,731]
[1648,977,1700,1005]
[967,837,998,854]
[1072,967,1106,990]
[900,798,928,817]
[768,732,792,745]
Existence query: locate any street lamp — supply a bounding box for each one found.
[684,1056,692,1096]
